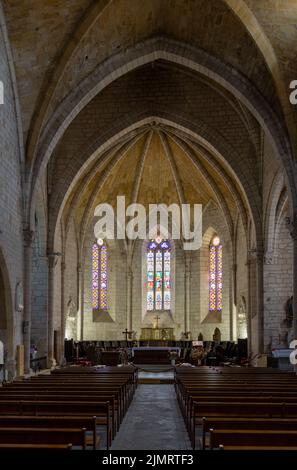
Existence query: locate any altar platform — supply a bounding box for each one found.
[137,364,175,384]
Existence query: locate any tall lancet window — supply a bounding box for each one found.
[209,235,223,312]
[147,237,171,311]
[92,238,108,311]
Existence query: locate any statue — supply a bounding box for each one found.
[198,332,204,341]
[15,281,24,312]
[278,296,294,348]
[180,331,191,340]
[65,296,77,340]
[213,327,221,342]
[285,296,293,329]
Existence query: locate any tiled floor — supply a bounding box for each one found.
[138,370,174,380]
[111,384,191,450]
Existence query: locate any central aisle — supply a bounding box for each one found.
[111,384,191,450]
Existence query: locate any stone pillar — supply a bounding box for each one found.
[77,263,83,341]
[256,250,264,353]
[6,358,16,381]
[23,229,34,374]
[127,265,133,332]
[246,256,252,354]
[184,255,191,333]
[230,263,237,341]
[60,260,66,359]
[286,216,297,339]
[247,248,264,354]
[47,253,59,366]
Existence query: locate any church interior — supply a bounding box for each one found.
[1,0,297,453]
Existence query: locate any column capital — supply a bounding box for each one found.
[248,248,264,264]
[286,215,297,241]
[23,229,35,247]
[264,249,275,265]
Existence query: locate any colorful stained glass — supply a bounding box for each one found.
[100,244,108,310]
[156,251,162,271]
[92,243,99,309]
[146,238,171,311]
[209,238,222,312]
[92,240,108,311]
[217,245,223,311]
[147,251,154,310]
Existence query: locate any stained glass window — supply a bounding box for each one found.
[146,238,171,311]
[92,239,108,310]
[209,235,222,312]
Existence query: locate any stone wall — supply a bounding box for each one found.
[78,201,232,342]
[30,180,48,356]
[0,10,24,371]
[264,217,293,350]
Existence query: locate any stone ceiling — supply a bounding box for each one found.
[3,0,296,147]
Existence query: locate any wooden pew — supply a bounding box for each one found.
[202,417,297,449]
[191,400,297,448]
[0,415,100,450]
[0,427,87,449]
[0,400,112,449]
[210,428,297,450]
[0,393,118,436]
[0,443,73,450]
[1,366,137,450]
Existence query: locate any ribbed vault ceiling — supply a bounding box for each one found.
[64,123,247,240]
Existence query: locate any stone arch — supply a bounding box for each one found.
[199,219,231,340]
[224,0,297,158]
[27,37,296,230]
[264,169,286,260]
[141,231,176,329]
[47,114,261,258]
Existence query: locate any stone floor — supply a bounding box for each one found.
[111,384,191,450]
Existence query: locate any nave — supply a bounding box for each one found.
[111,384,191,450]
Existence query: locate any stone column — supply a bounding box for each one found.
[229,264,236,341]
[127,265,133,332]
[246,256,252,354]
[230,263,237,341]
[247,248,264,354]
[256,250,264,353]
[60,260,66,359]
[23,229,34,374]
[47,253,59,366]
[77,263,83,341]
[287,216,297,339]
[184,255,191,334]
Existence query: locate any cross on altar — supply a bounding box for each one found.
[154,315,161,329]
[122,328,132,341]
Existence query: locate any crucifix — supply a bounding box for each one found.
[154,315,161,329]
[122,328,132,341]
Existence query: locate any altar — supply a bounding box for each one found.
[131,346,181,364]
[140,327,175,341]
